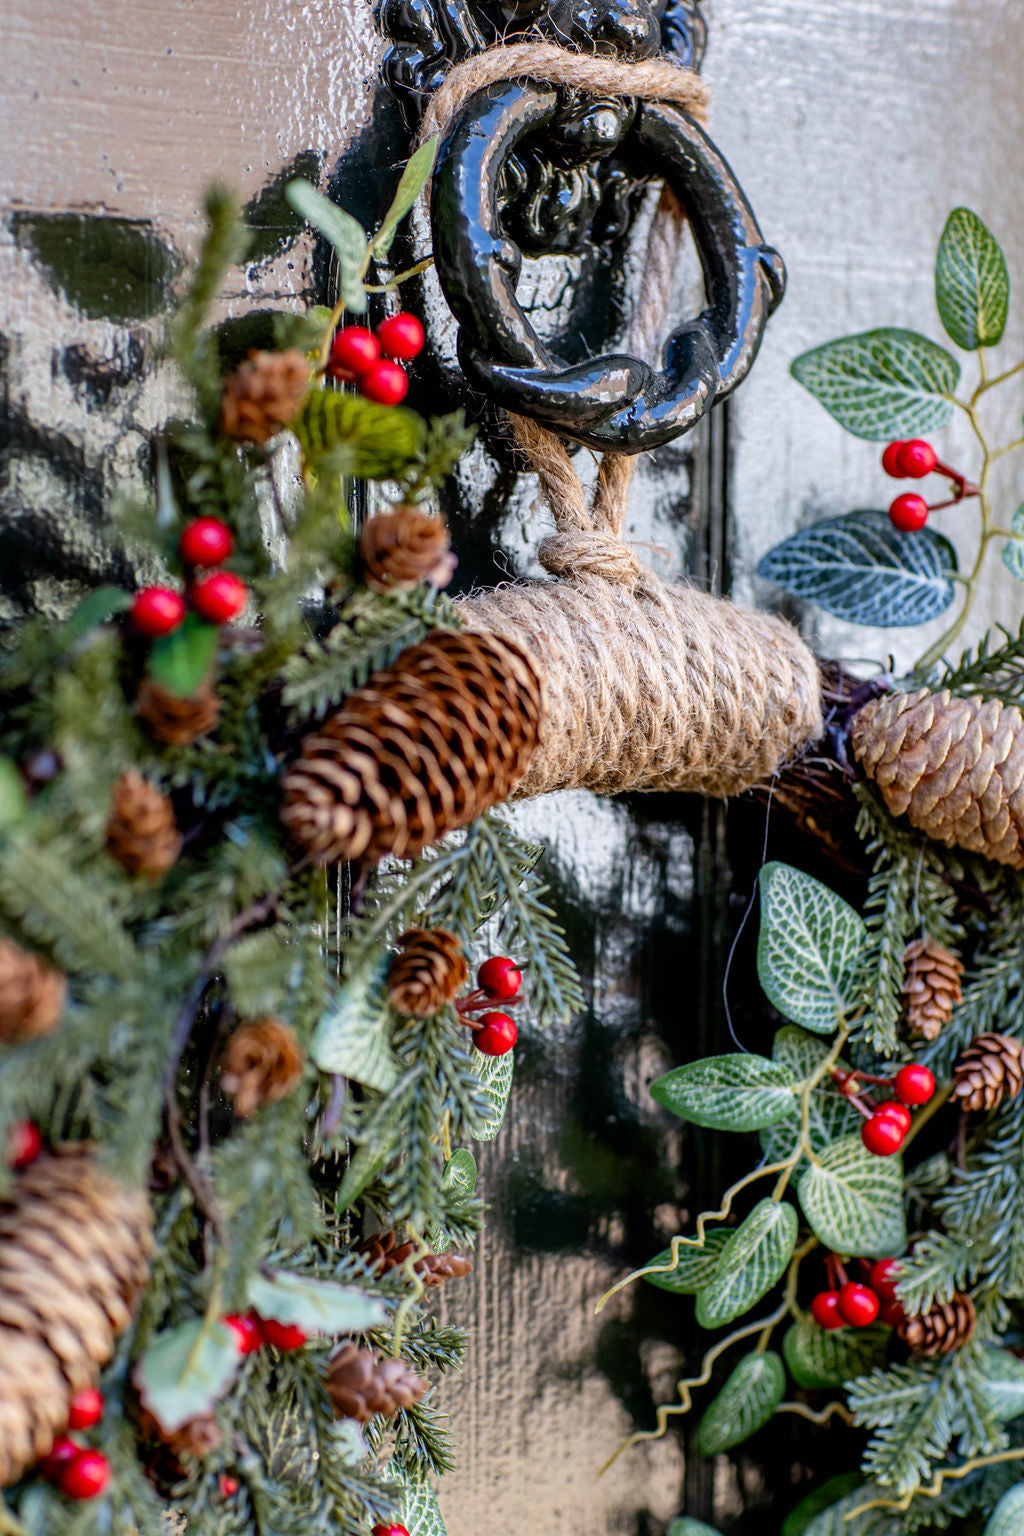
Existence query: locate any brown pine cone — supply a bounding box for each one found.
[359,507,457,594]
[359,1231,473,1289]
[901,937,963,1041]
[898,1291,976,1356]
[136,679,220,746]
[219,349,310,445]
[387,928,468,1017]
[136,1405,223,1459]
[0,937,65,1043]
[105,770,182,880]
[280,629,541,864]
[851,688,1024,868]
[0,1146,153,1486]
[952,1032,1024,1112]
[220,1018,305,1118]
[324,1341,427,1424]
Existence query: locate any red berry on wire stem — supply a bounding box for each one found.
[868,1258,902,1303]
[810,1290,845,1330]
[372,1526,411,1536]
[180,517,233,568]
[328,326,380,381]
[473,1011,518,1056]
[889,494,929,533]
[476,956,522,1001]
[377,312,425,361]
[876,1100,912,1135]
[837,1281,881,1327]
[131,587,186,637]
[219,1475,241,1498]
[896,439,938,478]
[40,1435,83,1481]
[861,1113,906,1156]
[67,1387,104,1430]
[879,1298,907,1327]
[881,441,907,477]
[192,572,248,624]
[259,1318,308,1352]
[223,1312,263,1355]
[894,1063,936,1106]
[359,359,409,406]
[60,1449,112,1500]
[7,1119,42,1170]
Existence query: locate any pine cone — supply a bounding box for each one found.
[851,688,1024,868]
[387,928,468,1017]
[359,1231,473,1289]
[137,1405,223,1460]
[324,1342,427,1424]
[219,349,309,445]
[220,1018,305,1118]
[359,507,457,594]
[898,1291,976,1356]
[901,937,963,1041]
[280,629,541,864]
[952,1032,1024,1112]
[105,770,182,880]
[136,679,220,746]
[0,1146,153,1486]
[0,938,65,1044]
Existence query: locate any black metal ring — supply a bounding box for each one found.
[431,80,786,452]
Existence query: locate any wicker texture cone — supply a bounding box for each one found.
[137,678,220,746]
[281,629,542,864]
[0,937,65,1043]
[952,1032,1024,1112]
[106,770,182,880]
[359,1231,473,1289]
[219,349,310,445]
[901,937,964,1041]
[360,507,457,593]
[387,928,468,1017]
[851,688,1024,868]
[220,1019,305,1119]
[325,1342,427,1424]
[898,1291,977,1356]
[0,1146,153,1486]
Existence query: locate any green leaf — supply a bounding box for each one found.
[222,929,297,1017]
[799,1484,901,1536]
[372,138,439,259]
[695,1351,785,1454]
[400,1467,448,1536]
[443,1148,477,1203]
[0,759,28,831]
[246,1270,388,1334]
[935,208,1009,350]
[147,613,220,697]
[798,1136,906,1257]
[1002,505,1024,583]
[695,1199,798,1327]
[285,179,368,314]
[133,1317,241,1433]
[312,959,398,1093]
[760,1028,862,1165]
[60,586,133,648]
[985,1486,1024,1536]
[977,1346,1024,1423]
[791,329,960,440]
[473,1050,514,1142]
[782,1314,889,1389]
[669,1522,722,1536]
[644,1230,732,1294]
[757,511,958,628]
[781,1474,864,1536]
[651,1053,799,1130]
[758,863,866,1034]
[295,390,426,479]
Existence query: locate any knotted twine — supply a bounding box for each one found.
[423,42,823,799]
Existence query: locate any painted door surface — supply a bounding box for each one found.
[3,3,1024,1531]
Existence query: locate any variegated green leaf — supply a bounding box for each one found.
[978,1346,1024,1423]
[312,959,398,1092]
[473,1049,514,1142]
[984,1485,1024,1536]
[799,1484,902,1536]
[935,208,1009,350]
[791,329,959,440]
[1002,505,1024,582]
[695,1352,786,1454]
[651,1053,799,1130]
[695,1199,797,1328]
[372,137,438,259]
[758,863,866,1033]
[782,1314,889,1389]
[798,1136,906,1257]
[760,1027,862,1165]
[401,1467,448,1536]
[670,1522,722,1536]
[781,1474,864,1536]
[285,178,368,313]
[644,1230,731,1294]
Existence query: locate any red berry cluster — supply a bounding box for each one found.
[130,519,247,638]
[40,1390,109,1500]
[373,1525,411,1536]
[811,1256,905,1332]
[223,1309,308,1355]
[327,313,425,405]
[882,439,978,532]
[455,956,522,1056]
[832,1062,935,1157]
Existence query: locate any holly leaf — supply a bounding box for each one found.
[695,1199,798,1327]
[285,179,368,314]
[312,959,398,1092]
[798,1136,906,1257]
[651,1053,799,1130]
[757,511,958,628]
[935,208,1009,350]
[247,1270,388,1334]
[147,613,220,697]
[695,1351,786,1454]
[473,1050,514,1142]
[984,1486,1024,1536]
[782,1314,889,1389]
[757,863,866,1034]
[133,1317,241,1433]
[644,1230,731,1294]
[791,329,960,440]
[1001,506,1024,583]
[372,137,438,260]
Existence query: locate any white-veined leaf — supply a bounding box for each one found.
[695,1351,785,1454]
[780,1474,865,1536]
[984,1485,1024,1536]
[670,1522,723,1536]
[644,1230,731,1294]
[312,959,398,1092]
[782,1314,889,1389]
[285,179,368,313]
[372,137,438,259]
[757,863,865,1033]
[651,1053,799,1130]
[791,329,959,440]
[133,1318,241,1433]
[799,1484,903,1536]
[473,1049,514,1142]
[402,1467,448,1536]
[935,208,1009,350]
[431,1148,477,1254]
[977,1347,1024,1423]
[760,1027,862,1165]
[247,1270,388,1334]
[1002,505,1024,583]
[798,1136,906,1257]
[695,1199,797,1328]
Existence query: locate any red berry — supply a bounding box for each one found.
[40,1434,83,1481]
[60,1449,111,1500]
[861,1113,905,1156]
[894,1063,936,1106]
[876,1100,912,1135]
[259,1318,307,1352]
[376,312,425,362]
[897,439,938,478]
[882,441,907,477]
[180,517,233,568]
[868,1258,902,1303]
[837,1281,880,1328]
[879,1298,907,1327]
[191,572,247,624]
[328,326,380,381]
[67,1387,104,1430]
[810,1290,845,1330]
[223,1312,263,1355]
[131,587,185,637]
[372,1526,410,1536]
[473,1011,518,1056]
[476,956,522,1001]
[219,1475,240,1498]
[359,359,408,406]
[889,493,929,532]
[8,1119,42,1170]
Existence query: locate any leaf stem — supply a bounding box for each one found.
[775,1399,853,1426]
[364,256,435,294]
[846,1445,1024,1519]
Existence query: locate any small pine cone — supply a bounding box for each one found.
[359,507,457,594]
[952,1032,1024,1112]
[324,1341,427,1424]
[136,1405,223,1460]
[105,770,182,880]
[0,1146,153,1486]
[136,679,220,746]
[898,1291,976,1356]
[280,629,541,864]
[387,928,468,1017]
[220,1018,305,1119]
[851,688,1024,868]
[359,1231,473,1289]
[219,349,310,445]
[0,938,65,1044]
[901,937,964,1041]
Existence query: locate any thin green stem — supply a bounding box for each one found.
[365,256,435,293]
[992,435,1024,462]
[975,356,1024,395]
